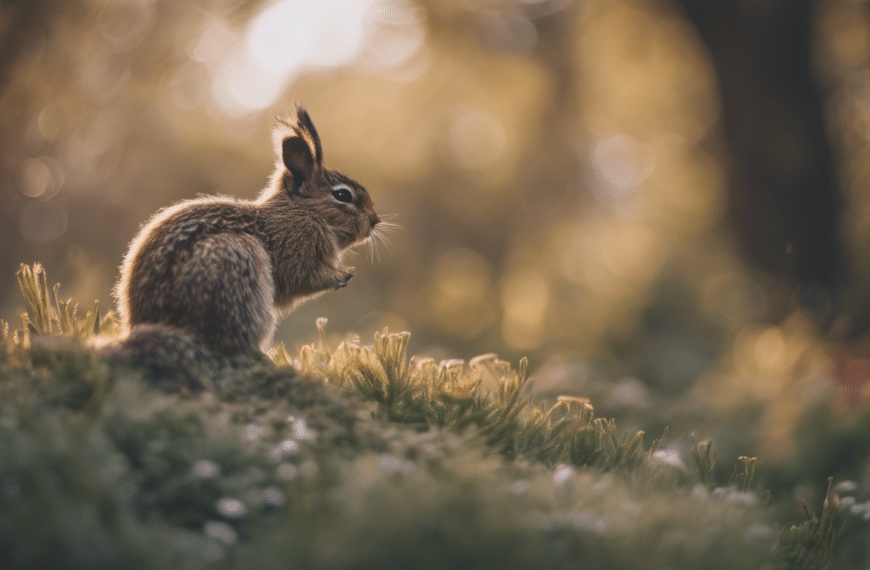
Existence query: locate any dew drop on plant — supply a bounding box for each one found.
[204,520,238,545]
[216,497,248,519]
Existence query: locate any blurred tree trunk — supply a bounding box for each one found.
[677,0,844,323]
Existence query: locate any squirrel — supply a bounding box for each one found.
[101,103,382,389]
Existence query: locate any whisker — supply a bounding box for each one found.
[376,221,403,232]
[372,230,384,262]
[360,214,400,264]
[379,227,397,252]
[371,228,385,255]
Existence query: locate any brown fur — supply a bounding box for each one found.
[104,103,380,386]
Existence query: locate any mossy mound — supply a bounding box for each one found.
[0,264,839,569]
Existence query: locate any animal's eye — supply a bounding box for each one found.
[331,185,354,204]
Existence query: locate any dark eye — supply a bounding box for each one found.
[331,185,354,204]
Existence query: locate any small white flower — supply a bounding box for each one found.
[245,423,263,441]
[269,438,299,460]
[292,419,317,441]
[216,497,247,519]
[834,480,858,495]
[652,449,686,471]
[204,521,238,545]
[192,460,220,479]
[553,464,575,486]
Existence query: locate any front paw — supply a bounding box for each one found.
[334,268,354,290]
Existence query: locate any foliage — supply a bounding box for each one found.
[0,265,849,569]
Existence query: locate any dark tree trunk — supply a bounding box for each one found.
[678,0,843,321]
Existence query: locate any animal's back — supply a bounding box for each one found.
[119,198,275,355]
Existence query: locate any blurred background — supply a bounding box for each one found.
[5,0,870,495]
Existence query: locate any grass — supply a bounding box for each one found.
[0,263,847,569]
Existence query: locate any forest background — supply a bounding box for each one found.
[4,0,870,502]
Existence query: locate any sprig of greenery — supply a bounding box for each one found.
[775,478,838,570]
[290,320,664,473]
[14,263,115,345]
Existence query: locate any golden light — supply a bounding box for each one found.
[209,0,423,116]
[428,248,496,338]
[448,108,507,171]
[212,0,375,114]
[500,269,549,350]
[250,0,373,71]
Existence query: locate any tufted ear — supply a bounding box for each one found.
[273,103,323,189]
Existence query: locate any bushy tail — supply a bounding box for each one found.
[99,324,262,391]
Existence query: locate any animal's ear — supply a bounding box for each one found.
[273,103,323,189]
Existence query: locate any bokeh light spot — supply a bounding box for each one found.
[754,327,787,370]
[429,248,495,338]
[589,134,655,216]
[591,134,655,189]
[204,521,238,545]
[98,0,153,44]
[500,269,549,350]
[16,157,63,199]
[210,0,424,115]
[191,20,235,63]
[449,108,507,171]
[37,102,67,141]
[357,0,427,73]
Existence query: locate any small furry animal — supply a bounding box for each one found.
[102,103,382,388]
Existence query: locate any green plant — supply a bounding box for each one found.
[0,264,846,569]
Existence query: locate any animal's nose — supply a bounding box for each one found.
[370,213,381,227]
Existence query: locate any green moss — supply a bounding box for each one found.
[0,264,845,569]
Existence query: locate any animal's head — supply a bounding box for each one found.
[267,103,380,249]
